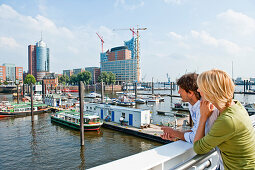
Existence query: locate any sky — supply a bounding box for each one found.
[1,0,255,82]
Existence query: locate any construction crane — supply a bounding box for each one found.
[96,32,104,53]
[113,26,147,82]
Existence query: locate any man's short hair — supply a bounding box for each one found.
[177,73,201,100]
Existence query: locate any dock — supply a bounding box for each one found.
[102,118,191,144]
[102,122,170,144]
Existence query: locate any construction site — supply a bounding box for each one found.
[97,27,147,84]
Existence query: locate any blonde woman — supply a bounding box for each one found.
[194,69,255,169]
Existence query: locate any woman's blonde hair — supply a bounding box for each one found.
[197,69,235,108]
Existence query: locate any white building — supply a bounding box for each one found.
[85,103,151,128]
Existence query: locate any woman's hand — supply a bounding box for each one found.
[200,100,214,122]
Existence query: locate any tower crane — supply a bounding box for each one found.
[96,32,104,53]
[113,26,147,82]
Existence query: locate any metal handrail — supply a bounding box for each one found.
[172,149,218,170]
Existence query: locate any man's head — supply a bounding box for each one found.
[177,73,200,105]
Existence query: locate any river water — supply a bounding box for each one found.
[0,85,254,169]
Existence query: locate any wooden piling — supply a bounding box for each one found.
[31,84,34,122]
[16,84,19,104]
[152,78,154,95]
[101,80,104,103]
[79,81,85,146]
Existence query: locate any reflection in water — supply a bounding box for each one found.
[31,120,37,164]
[79,146,85,169]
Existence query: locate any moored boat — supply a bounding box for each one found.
[172,101,189,112]
[51,110,103,131]
[0,102,50,117]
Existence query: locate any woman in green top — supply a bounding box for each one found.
[194,69,255,169]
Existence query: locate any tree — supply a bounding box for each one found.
[98,71,109,84]
[58,75,69,85]
[69,75,77,85]
[108,72,116,85]
[3,81,8,85]
[0,81,2,85]
[77,71,91,85]
[24,74,36,85]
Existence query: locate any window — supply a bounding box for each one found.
[122,113,125,118]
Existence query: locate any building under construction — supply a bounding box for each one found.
[100,37,140,84]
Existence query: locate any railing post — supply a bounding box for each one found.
[79,81,85,146]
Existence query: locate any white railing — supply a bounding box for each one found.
[89,115,255,170]
[89,140,218,170]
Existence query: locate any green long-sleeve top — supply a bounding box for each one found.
[194,101,255,169]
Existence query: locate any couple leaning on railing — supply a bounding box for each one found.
[161,69,255,170]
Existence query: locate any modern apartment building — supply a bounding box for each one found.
[15,67,23,83]
[85,67,100,84]
[0,64,23,83]
[0,66,6,82]
[100,37,140,84]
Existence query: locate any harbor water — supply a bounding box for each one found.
[0,85,254,169]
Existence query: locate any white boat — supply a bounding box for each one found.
[243,103,255,116]
[116,95,135,106]
[135,98,146,104]
[172,100,189,112]
[86,92,101,98]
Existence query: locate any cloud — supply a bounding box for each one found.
[217,9,255,36]
[0,4,122,72]
[163,0,185,5]
[0,37,20,48]
[114,0,144,10]
[167,32,184,40]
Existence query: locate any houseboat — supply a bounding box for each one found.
[51,110,103,131]
[85,103,151,128]
[0,102,49,117]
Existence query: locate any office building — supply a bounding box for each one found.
[63,70,73,78]
[73,68,84,75]
[100,37,140,84]
[28,39,50,81]
[28,45,37,79]
[85,67,100,84]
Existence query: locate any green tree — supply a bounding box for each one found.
[77,71,91,85]
[24,74,36,85]
[59,75,69,85]
[3,81,8,85]
[0,81,2,85]
[108,72,116,85]
[69,75,77,85]
[98,71,109,84]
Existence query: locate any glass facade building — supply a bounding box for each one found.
[36,40,50,72]
[100,38,140,84]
